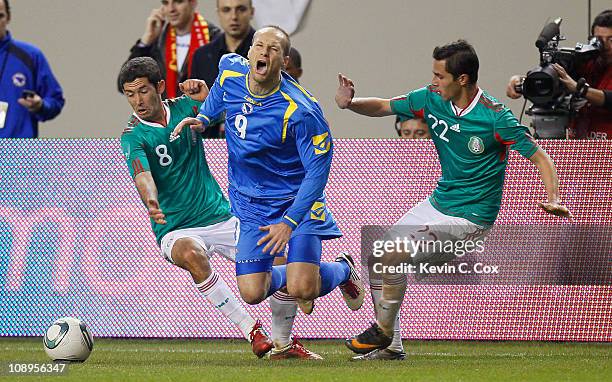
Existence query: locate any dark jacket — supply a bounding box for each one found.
[120,20,220,97]
[0,32,65,138]
[191,28,255,87]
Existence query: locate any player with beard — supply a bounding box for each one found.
[119,57,272,358]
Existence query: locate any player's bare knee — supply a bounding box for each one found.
[239,288,266,305]
[172,240,211,279]
[237,274,270,304]
[287,281,318,301]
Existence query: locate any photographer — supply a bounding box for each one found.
[507,10,611,139]
[553,64,612,111]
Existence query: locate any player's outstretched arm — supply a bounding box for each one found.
[171,117,204,137]
[134,171,167,225]
[335,73,393,117]
[179,79,209,102]
[528,148,572,218]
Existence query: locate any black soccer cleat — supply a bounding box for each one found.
[345,322,393,354]
[351,348,406,361]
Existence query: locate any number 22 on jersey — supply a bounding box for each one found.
[428,114,460,143]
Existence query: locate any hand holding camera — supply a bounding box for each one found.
[551,63,578,92]
[506,75,525,99]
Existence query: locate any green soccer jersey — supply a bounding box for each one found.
[391,85,539,226]
[120,95,232,245]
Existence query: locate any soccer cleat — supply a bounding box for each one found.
[249,320,273,358]
[351,348,406,361]
[297,298,315,315]
[269,338,323,360]
[336,253,365,311]
[345,322,393,354]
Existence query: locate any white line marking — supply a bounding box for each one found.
[1,346,590,358]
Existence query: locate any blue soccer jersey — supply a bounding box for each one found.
[195,54,340,239]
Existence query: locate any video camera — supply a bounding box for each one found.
[515,18,601,138]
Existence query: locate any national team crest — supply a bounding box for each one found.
[241,103,253,114]
[468,136,484,154]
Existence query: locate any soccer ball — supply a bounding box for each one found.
[43,317,94,362]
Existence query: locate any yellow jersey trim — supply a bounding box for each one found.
[284,215,298,227]
[280,91,298,143]
[288,80,318,103]
[220,70,245,87]
[197,114,211,123]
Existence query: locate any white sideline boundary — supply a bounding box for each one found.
[0,346,584,358]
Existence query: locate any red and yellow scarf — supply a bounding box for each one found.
[164,12,210,97]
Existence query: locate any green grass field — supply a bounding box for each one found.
[0,338,609,382]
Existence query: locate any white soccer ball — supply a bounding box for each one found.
[43,317,94,362]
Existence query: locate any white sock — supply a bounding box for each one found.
[196,272,256,341]
[376,274,406,341]
[371,280,403,352]
[269,291,297,349]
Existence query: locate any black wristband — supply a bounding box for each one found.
[575,78,589,97]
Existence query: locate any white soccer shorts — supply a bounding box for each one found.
[386,198,489,264]
[159,216,240,264]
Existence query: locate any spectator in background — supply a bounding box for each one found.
[123,0,220,98]
[191,0,255,137]
[395,116,430,139]
[191,0,255,87]
[0,0,64,138]
[285,47,302,82]
[507,9,611,139]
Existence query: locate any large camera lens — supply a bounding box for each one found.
[530,78,553,96]
[523,65,561,106]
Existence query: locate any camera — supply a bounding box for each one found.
[515,18,601,138]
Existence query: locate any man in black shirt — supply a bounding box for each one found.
[191,0,255,88]
[190,0,255,137]
[121,0,220,98]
